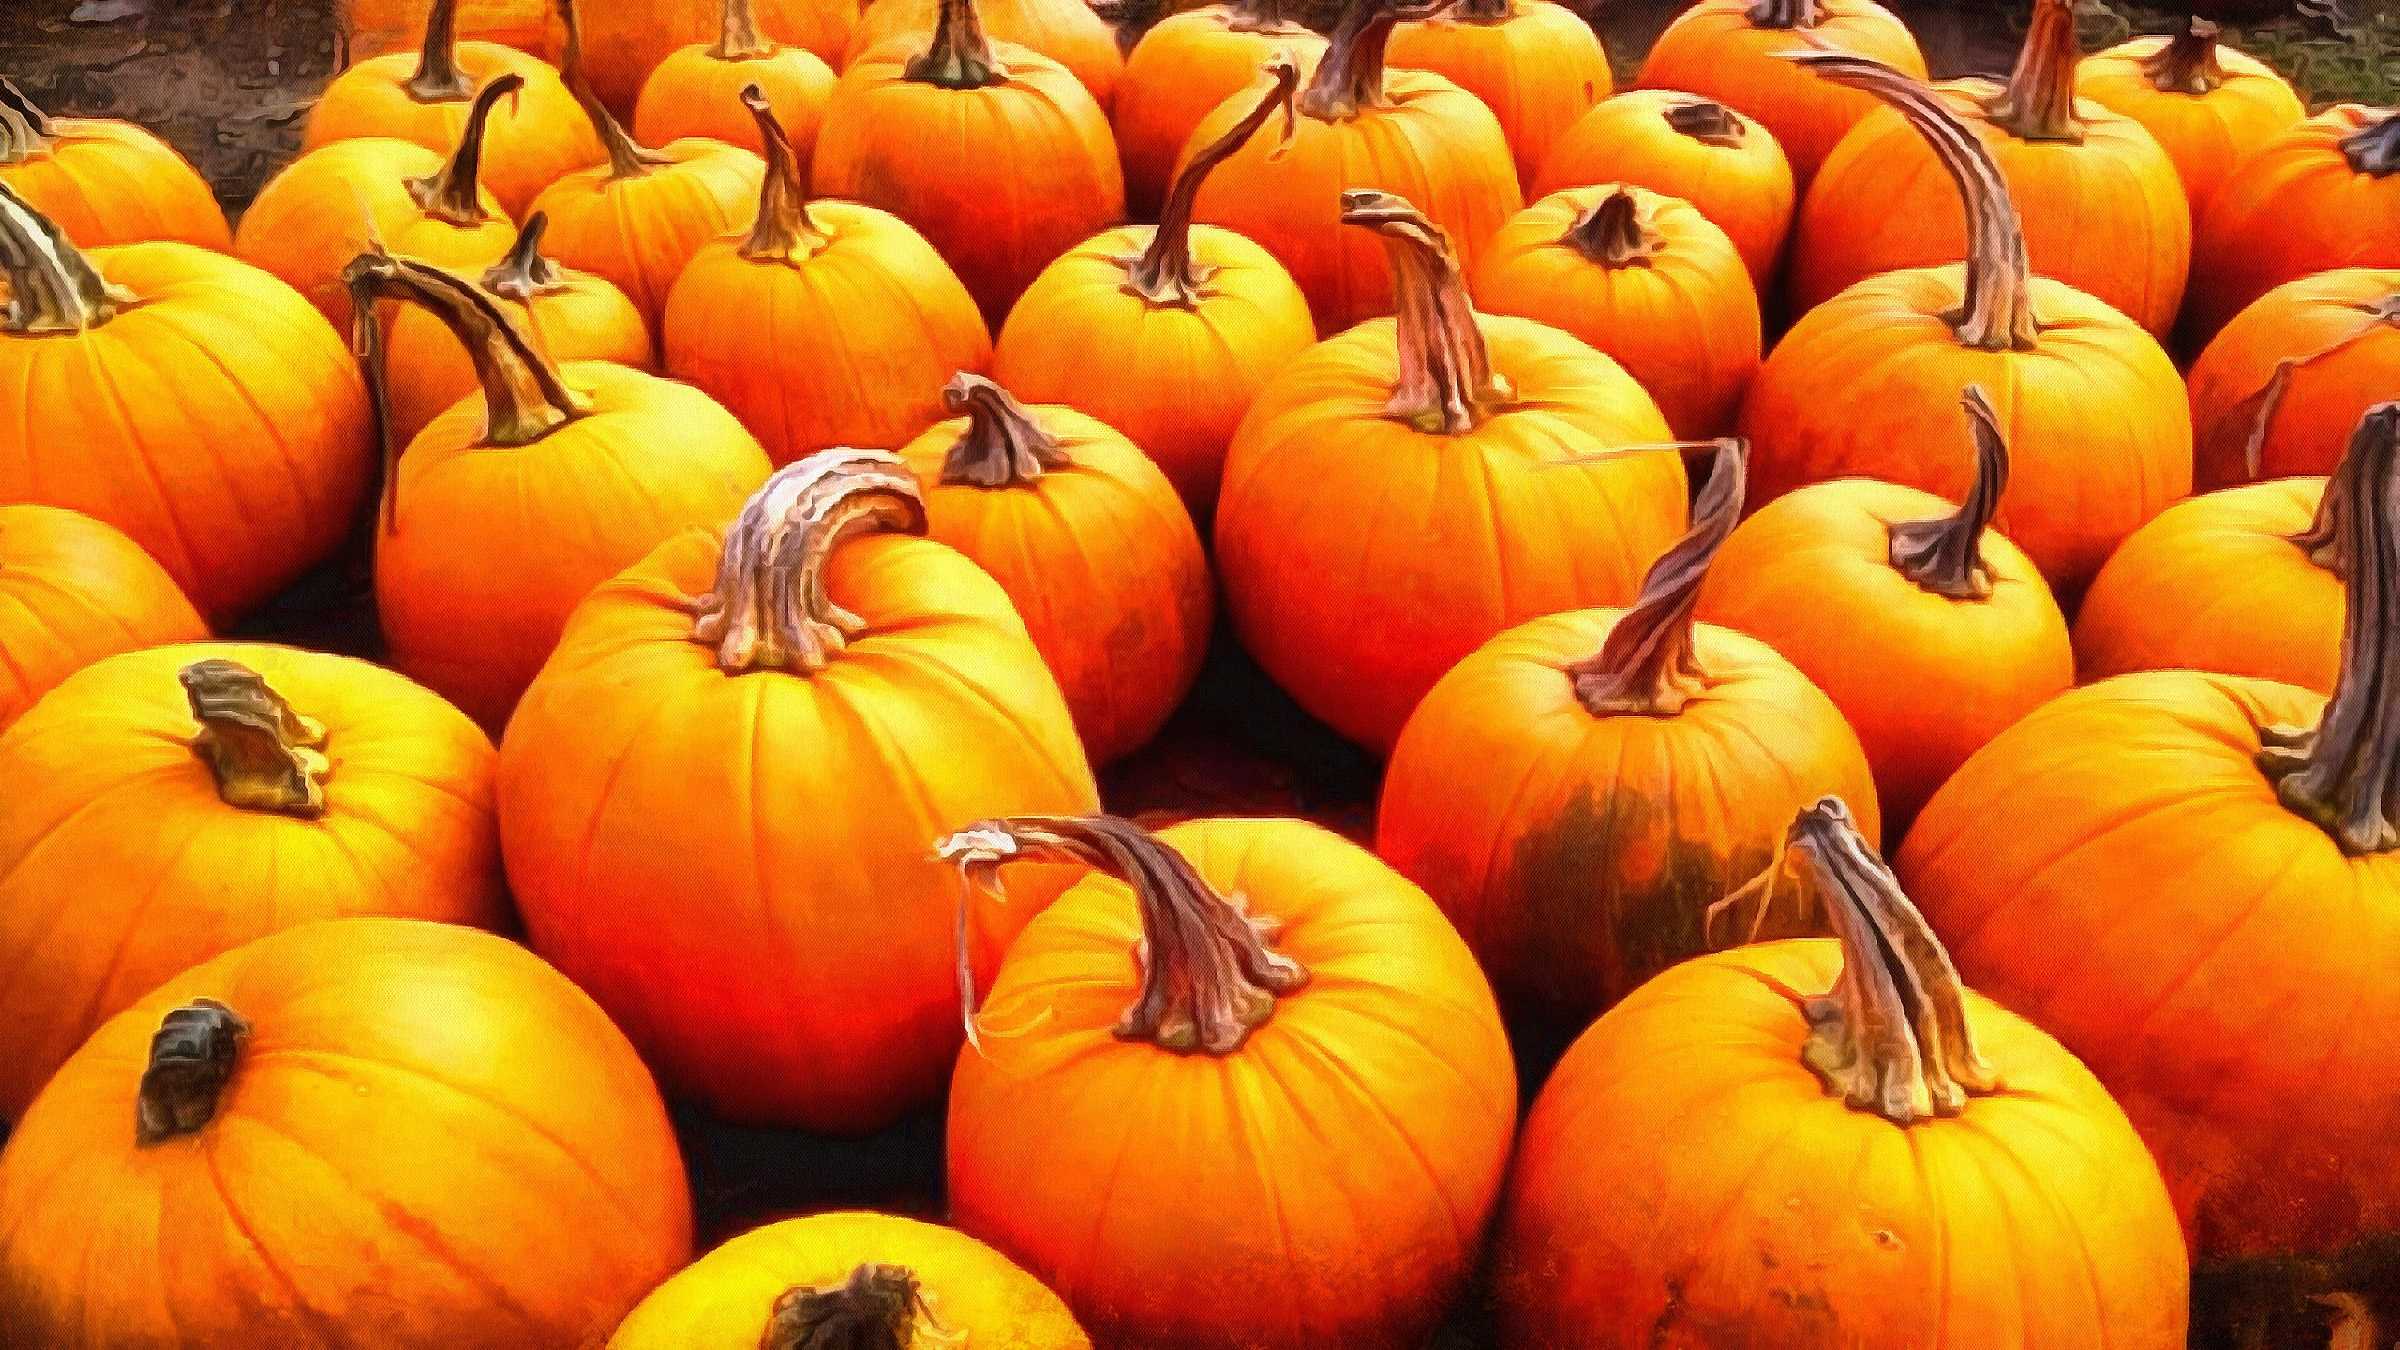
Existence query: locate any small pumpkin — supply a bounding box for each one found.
[2186,103,2400,343]
[499,452,1098,1132]
[942,814,1516,1349]
[608,1211,1089,1349]
[1216,190,1684,753]
[1471,182,1760,437]
[849,0,1124,112]
[1110,0,1326,220]
[569,0,855,114]
[2075,18,2306,223]
[1535,89,1794,289]
[0,646,504,1120]
[632,0,836,162]
[2188,267,2400,489]
[1386,0,1613,190]
[0,918,691,1347]
[1494,798,2189,1347]
[663,88,991,465]
[995,56,1316,515]
[0,505,207,731]
[0,76,227,250]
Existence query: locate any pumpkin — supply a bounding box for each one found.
[1380,442,1880,1026]
[237,74,521,332]
[608,1211,1089,1349]
[632,0,837,162]
[0,505,207,731]
[0,186,373,623]
[2075,18,2306,224]
[814,0,1123,327]
[1535,89,1794,289]
[350,249,769,729]
[382,210,654,448]
[1788,0,2191,337]
[1636,0,1926,185]
[849,0,1123,112]
[0,77,227,250]
[1386,0,1613,190]
[897,373,1211,765]
[942,814,1516,1348]
[663,89,991,465]
[1494,798,2189,1346]
[1897,400,2400,1268]
[1471,182,1760,437]
[1697,387,2072,833]
[499,451,1098,1132]
[2186,103,2400,344]
[0,645,505,1120]
[2188,268,2400,490]
[994,56,1316,516]
[1184,0,1521,330]
[1740,52,2191,601]
[1110,1,1326,220]
[306,0,603,218]
[1219,191,1684,752]
[342,0,555,61]
[0,917,690,1347]
[570,0,855,115]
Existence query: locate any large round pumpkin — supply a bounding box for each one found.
[0,76,228,250]
[0,505,206,730]
[632,0,837,161]
[943,814,1516,1349]
[849,0,1123,112]
[2188,267,2400,490]
[1110,2,1325,220]
[1494,798,2189,1346]
[1387,0,1612,190]
[0,917,691,1347]
[499,451,1099,1132]
[571,0,855,114]
[2186,103,2400,344]
[0,644,504,1120]
[1216,190,1685,752]
[1535,88,1794,288]
[2075,17,2305,224]
[0,187,373,623]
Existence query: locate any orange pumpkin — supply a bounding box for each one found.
[943,814,1516,1349]
[1185,0,1522,330]
[351,249,769,729]
[1380,443,1880,1026]
[1698,388,2072,832]
[1216,190,1684,752]
[0,505,207,731]
[0,918,691,1347]
[1495,798,2189,1346]
[815,0,1124,326]
[1535,89,1794,289]
[500,451,1098,1132]
[1636,0,1926,185]
[1740,52,2190,600]
[609,1211,1089,1348]
[306,0,603,218]
[2186,103,2400,344]
[1471,182,1760,437]
[1898,401,2400,1266]
[2076,18,2305,224]
[342,0,556,60]
[849,0,1124,112]
[663,89,992,464]
[632,0,837,162]
[0,645,505,1120]
[0,77,227,250]
[1110,2,1325,220]
[995,56,1316,516]
[2188,267,2400,489]
[571,0,855,114]
[1387,0,1612,190]
[0,187,373,623]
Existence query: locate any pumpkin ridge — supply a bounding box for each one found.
[203,1137,341,1339]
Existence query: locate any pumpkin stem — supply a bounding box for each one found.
[1793,50,2038,352]
[1663,97,1746,149]
[1983,0,2085,143]
[739,85,828,260]
[692,449,929,673]
[1125,54,1300,307]
[1563,187,1663,269]
[180,659,331,818]
[406,73,519,226]
[404,0,477,101]
[1744,0,1823,27]
[1565,438,1744,716]
[905,0,1006,90]
[483,210,565,300]
[0,181,129,335]
[760,1264,957,1350]
[939,815,1310,1055]
[2292,402,2390,579]
[135,999,250,1146]
[2341,111,2400,177]
[1299,0,1436,121]
[2224,294,2400,484]
[1448,0,1509,21]
[557,0,670,178]
[1888,385,2009,600]
[2141,17,2226,96]
[0,77,55,165]
[1341,188,1513,434]
[2259,403,2400,855]
[938,373,1069,487]
[712,0,777,60]
[1225,0,1305,30]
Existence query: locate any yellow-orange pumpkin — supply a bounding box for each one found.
[1535,89,1794,288]
[2075,18,2305,223]
[1387,0,1613,189]
[850,0,1124,111]
[632,0,837,162]
[572,0,855,114]
[0,77,228,250]
[0,505,206,731]
[2188,267,2400,489]
[342,0,555,60]
[1110,3,1325,220]
[2185,102,2400,344]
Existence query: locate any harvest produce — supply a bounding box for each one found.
[849,0,1125,111]
[2185,101,2400,342]
[632,0,836,160]
[1534,88,1794,287]
[572,0,854,113]
[2188,266,2400,487]
[1111,1,1324,219]
[2075,17,2306,222]
[0,76,228,249]
[1387,0,1613,189]
[0,505,206,729]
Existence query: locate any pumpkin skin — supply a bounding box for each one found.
[1636,0,1926,185]
[0,80,229,250]
[608,1211,1090,1349]
[2186,104,2400,344]
[849,0,1124,112]
[572,0,856,114]
[632,0,838,162]
[1534,89,1794,289]
[0,917,691,1348]
[0,505,206,730]
[0,643,505,1121]
[2075,21,2306,223]
[1110,6,1326,221]
[1387,0,1613,190]
[945,815,1517,1350]
[2188,268,2400,490]
[527,137,764,338]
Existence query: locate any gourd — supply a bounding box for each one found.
[1535,89,1794,288]
[632,0,836,162]
[2185,102,2400,343]
[1110,1,1324,220]
[0,76,228,249]
[0,505,207,730]
[1386,0,1613,189]
[2075,17,2305,222]
[848,0,1123,112]
[570,0,854,115]
[2188,267,2400,489]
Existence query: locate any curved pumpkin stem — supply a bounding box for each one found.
[712,0,778,61]
[1342,189,1512,434]
[760,1265,957,1350]
[1793,50,2038,352]
[1888,385,2009,600]
[739,85,828,260]
[557,0,669,178]
[0,77,55,165]
[2342,111,2400,177]
[1983,0,2085,143]
[0,181,129,335]
[1299,0,1440,120]
[407,73,519,226]
[939,373,1067,487]
[2141,17,2226,96]
[1663,97,1746,149]
[2261,402,2400,855]
[2222,293,2400,484]
[939,815,1310,1055]
[905,0,1006,90]
[1125,53,1300,307]
[1744,0,1823,27]
[1563,188,1662,269]
[1565,438,1744,716]
[692,450,929,673]
[180,659,332,818]
[404,0,477,102]
[483,210,566,300]
[135,999,249,1146]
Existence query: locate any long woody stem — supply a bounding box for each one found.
[2293,407,2385,578]
[760,1265,951,1350]
[407,73,519,226]
[905,0,1005,89]
[0,77,54,164]
[1745,0,1823,26]
[558,0,668,178]
[136,1000,250,1146]
[2141,18,2226,96]
[1342,189,1512,434]
[1888,385,2009,600]
[0,181,129,334]
[938,374,1067,486]
[1983,0,2085,143]
[691,450,928,673]
[711,0,777,60]
[1566,438,1744,716]
[1125,54,1300,307]
[404,0,475,102]
[1298,0,1430,120]
[739,85,826,260]
[1563,188,1662,268]
[180,659,331,818]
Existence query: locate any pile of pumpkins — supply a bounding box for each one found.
[0,0,2395,1341]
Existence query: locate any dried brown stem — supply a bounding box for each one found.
[1663,97,1746,149]
[2342,111,2400,176]
[1125,53,1300,307]
[404,0,477,102]
[0,180,130,335]
[938,373,1067,487]
[712,0,777,60]
[1563,188,1662,268]
[1745,0,1823,27]
[0,77,55,164]
[1888,385,2009,600]
[406,72,519,226]
[483,211,565,300]
[1341,188,1512,434]
[691,450,929,673]
[2141,18,2226,96]
[1566,438,1744,715]
[739,84,826,259]
[905,0,1005,89]
[1298,0,1442,120]
[180,659,331,818]
[1983,0,2085,143]
[760,1265,951,1350]
[136,1000,249,1146]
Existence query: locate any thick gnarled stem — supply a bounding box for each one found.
[692,450,928,673]
[939,374,1067,487]
[2342,112,2400,177]
[1297,0,1422,121]
[1125,53,1300,307]
[1564,188,1662,269]
[1983,0,2085,143]
[1744,0,1823,27]
[1663,97,1746,149]
[180,659,331,819]
[2293,403,2389,577]
[404,0,476,101]
[1342,189,1512,434]
[711,0,777,61]
[0,181,129,334]
[760,1265,951,1350]
[483,211,566,300]
[1889,385,2009,600]
[407,73,519,226]
[0,77,55,165]
[739,85,827,261]
[905,0,1005,89]
[136,999,250,1146]
[1567,438,1745,716]
[558,0,669,178]
[2141,18,2226,96]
